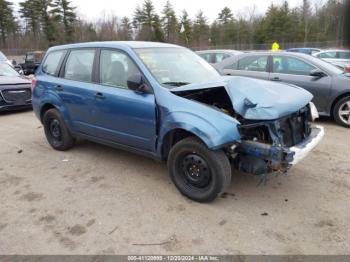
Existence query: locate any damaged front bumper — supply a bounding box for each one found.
[235,125,324,175]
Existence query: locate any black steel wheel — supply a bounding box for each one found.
[168,137,231,203]
[43,108,75,150]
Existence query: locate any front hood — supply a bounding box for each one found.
[0,76,31,86]
[171,76,313,120]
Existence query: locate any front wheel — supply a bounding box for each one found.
[167,137,232,203]
[333,96,350,128]
[43,108,75,150]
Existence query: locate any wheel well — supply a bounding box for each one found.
[161,129,198,160]
[40,103,55,122]
[330,93,350,118]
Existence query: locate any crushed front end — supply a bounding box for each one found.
[231,104,324,176]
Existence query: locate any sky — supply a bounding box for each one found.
[11,0,306,22]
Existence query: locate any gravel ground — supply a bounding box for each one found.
[0,110,349,255]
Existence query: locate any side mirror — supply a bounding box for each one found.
[310,69,326,78]
[127,74,147,92]
[12,59,17,66]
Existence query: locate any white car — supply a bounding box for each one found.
[313,50,350,69]
[0,51,13,67]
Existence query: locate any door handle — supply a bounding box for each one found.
[54,85,64,91]
[94,92,105,99]
[226,73,232,76]
[271,77,281,81]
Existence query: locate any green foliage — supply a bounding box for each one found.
[0,0,348,50]
[0,0,17,46]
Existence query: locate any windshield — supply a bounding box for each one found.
[0,63,19,77]
[309,55,344,74]
[135,47,220,87]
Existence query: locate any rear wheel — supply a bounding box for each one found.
[333,96,350,128]
[43,108,75,150]
[167,137,231,203]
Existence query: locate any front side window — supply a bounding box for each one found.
[318,52,337,59]
[135,48,220,87]
[100,49,141,89]
[338,52,350,59]
[64,49,95,82]
[237,56,268,72]
[273,56,316,75]
[42,50,65,76]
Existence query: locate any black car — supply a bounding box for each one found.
[0,62,32,111]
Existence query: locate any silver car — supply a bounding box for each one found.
[215,51,350,127]
[196,49,243,64]
[313,50,350,69]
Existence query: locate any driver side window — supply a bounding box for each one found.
[272,56,316,76]
[100,49,141,89]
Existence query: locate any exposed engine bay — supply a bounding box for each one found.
[173,86,313,176]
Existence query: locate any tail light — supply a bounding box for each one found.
[31,77,37,91]
[344,64,350,73]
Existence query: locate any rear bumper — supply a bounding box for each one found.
[289,125,324,165]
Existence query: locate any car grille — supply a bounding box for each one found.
[1,88,31,103]
[279,107,311,147]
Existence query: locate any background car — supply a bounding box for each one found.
[215,51,350,127]
[313,49,350,69]
[286,47,321,55]
[196,49,243,64]
[19,51,46,75]
[0,62,32,111]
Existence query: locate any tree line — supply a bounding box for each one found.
[0,0,347,52]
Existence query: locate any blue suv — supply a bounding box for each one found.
[32,41,324,202]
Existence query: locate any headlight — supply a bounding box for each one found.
[309,102,319,121]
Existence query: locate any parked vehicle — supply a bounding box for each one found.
[32,42,324,202]
[215,51,350,127]
[312,50,350,69]
[286,48,321,55]
[0,51,13,67]
[0,62,32,111]
[196,49,243,64]
[20,51,46,75]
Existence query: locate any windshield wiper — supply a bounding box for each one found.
[162,81,190,87]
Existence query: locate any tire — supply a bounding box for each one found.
[333,96,350,128]
[167,137,232,203]
[43,108,75,150]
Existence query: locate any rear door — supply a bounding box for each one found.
[92,49,157,151]
[222,54,270,80]
[56,48,99,135]
[269,55,331,113]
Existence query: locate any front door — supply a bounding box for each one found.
[269,55,331,113]
[93,49,157,151]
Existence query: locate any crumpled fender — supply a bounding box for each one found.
[157,110,241,152]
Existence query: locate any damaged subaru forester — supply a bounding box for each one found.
[32,42,324,202]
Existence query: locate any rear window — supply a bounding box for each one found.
[42,50,65,76]
[237,55,268,72]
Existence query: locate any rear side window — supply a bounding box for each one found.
[64,49,95,82]
[214,53,230,63]
[237,55,268,72]
[42,50,65,76]
[199,53,212,63]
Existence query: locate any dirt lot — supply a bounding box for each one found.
[0,110,349,255]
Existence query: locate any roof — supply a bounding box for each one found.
[49,41,181,52]
[196,49,242,54]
